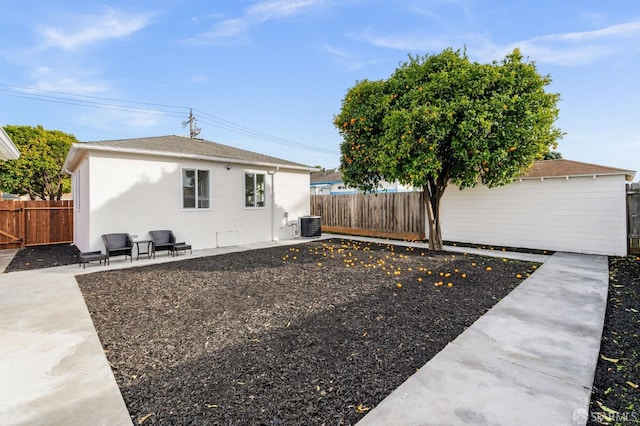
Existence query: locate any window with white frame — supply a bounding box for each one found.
[244,172,266,208]
[182,168,210,209]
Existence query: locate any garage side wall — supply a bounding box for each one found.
[440,175,628,256]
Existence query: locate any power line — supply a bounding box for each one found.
[0,89,185,117]
[0,83,338,155]
[0,82,188,112]
[193,110,337,154]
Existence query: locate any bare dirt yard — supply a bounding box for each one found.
[75,238,538,425]
[588,255,640,425]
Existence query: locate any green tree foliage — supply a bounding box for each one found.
[0,125,77,200]
[542,150,563,160]
[334,48,563,250]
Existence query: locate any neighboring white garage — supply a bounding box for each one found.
[440,159,635,256]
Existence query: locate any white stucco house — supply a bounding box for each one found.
[62,135,315,253]
[0,125,20,160]
[440,159,635,256]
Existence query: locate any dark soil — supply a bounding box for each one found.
[588,255,640,425]
[3,243,80,272]
[76,238,539,425]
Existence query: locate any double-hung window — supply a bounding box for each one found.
[245,172,266,208]
[182,168,210,209]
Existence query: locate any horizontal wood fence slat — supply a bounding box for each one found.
[0,200,74,248]
[311,193,425,241]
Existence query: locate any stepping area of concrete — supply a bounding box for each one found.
[0,237,609,425]
[359,251,608,426]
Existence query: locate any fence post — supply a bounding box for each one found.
[20,204,26,248]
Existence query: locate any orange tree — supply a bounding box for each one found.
[0,125,77,200]
[334,48,563,250]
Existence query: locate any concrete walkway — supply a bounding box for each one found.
[359,251,609,426]
[0,239,608,425]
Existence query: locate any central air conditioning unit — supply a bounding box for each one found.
[300,215,321,238]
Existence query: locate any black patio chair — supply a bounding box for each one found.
[101,233,134,263]
[149,230,176,258]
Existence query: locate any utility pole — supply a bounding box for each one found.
[182,108,201,138]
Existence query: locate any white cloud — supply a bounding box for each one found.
[191,18,249,45]
[187,74,209,83]
[353,18,640,67]
[353,28,453,52]
[247,0,324,22]
[35,78,109,95]
[39,7,154,50]
[77,108,164,133]
[321,43,384,72]
[534,20,640,43]
[321,44,348,58]
[501,19,640,66]
[185,0,327,45]
[30,67,109,95]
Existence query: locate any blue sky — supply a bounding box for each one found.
[0,0,638,178]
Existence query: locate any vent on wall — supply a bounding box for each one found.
[217,230,239,247]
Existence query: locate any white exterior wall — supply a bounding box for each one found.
[73,151,310,252]
[440,175,628,256]
[273,171,311,239]
[72,158,91,251]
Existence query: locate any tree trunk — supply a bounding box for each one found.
[423,176,448,251]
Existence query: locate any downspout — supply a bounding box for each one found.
[268,167,279,241]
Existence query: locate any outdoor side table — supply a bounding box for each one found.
[79,251,108,268]
[134,240,153,260]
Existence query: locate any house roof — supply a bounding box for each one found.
[521,159,635,181]
[0,125,20,160]
[310,168,343,184]
[308,159,636,184]
[63,135,316,172]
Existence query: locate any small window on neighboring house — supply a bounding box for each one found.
[245,172,266,208]
[182,168,210,209]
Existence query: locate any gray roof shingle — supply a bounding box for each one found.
[310,168,343,184]
[81,135,313,169]
[309,159,636,183]
[522,159,635,180]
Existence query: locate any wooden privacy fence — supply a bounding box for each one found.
[311,193,425,241]
[628,183,640,255]
[0,200,74,249]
